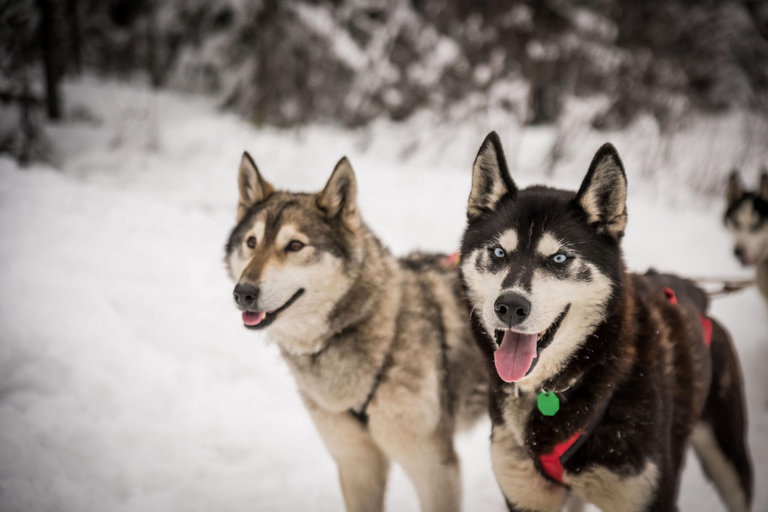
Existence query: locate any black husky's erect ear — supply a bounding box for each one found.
[317,157,360,230]
[468,131,517,220]
[726,169,744,207]
[760,169,768,201]
[576,143,628,240]
[237,152,275,221]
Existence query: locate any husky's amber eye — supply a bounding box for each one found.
[492,247,506,259]
[552,254,568,263]
[287,240,305,252]
[246,236,257,249]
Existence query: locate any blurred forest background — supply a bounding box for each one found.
[3,0,768,167]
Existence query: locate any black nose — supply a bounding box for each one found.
[494,293,531,326]
[734,246,745,260]
[233,283,259,309]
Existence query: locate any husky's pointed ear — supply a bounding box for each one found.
[726,169,744,206]
[468,132,516,220]
[759,169,768,201]
[317,157,360,230]
[237,152,274,221]
[576,143,628,240]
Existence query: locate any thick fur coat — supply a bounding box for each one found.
[460,133,753,512]
[225,154,488,512]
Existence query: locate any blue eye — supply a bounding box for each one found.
[492,247,506,259]
[552,254,568,263]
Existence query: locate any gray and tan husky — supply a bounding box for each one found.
[225,153,488,512]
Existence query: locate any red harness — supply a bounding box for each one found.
[535,286,713,485]
[537,432,583,483]
[664,287,712,347]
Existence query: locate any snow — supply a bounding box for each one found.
[1,77,767,511]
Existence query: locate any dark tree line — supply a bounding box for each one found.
[2,0,768,163]
[71,0,768,128]
[1,0,83,162]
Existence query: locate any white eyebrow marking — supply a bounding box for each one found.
[498,229,518,252]
[249,220,266,245]
[276,224,299,247]
[536,233,561,256]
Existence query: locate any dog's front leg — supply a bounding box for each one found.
[381,432,462,512]
[304,399,389,512]
[490,427,567,512]
[566,459,662,512]
[561,493,586,512]
[507,495,583,512]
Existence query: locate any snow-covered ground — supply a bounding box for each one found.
[1,78,766,512]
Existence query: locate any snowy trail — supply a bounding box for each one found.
[0,80,766,512]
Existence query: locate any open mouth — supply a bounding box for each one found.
[241,289,305,330]
[493,305,570,382]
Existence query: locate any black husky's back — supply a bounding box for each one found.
[646,270,752,511]
[644,269,709,312]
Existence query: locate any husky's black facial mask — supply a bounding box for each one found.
[461,132,627,383]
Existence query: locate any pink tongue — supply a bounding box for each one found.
[242,311,266,326]
[494,331,539,382]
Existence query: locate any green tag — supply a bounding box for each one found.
[537,391,560,416]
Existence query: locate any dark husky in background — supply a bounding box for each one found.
[460,133,752,511]
[725,170,768,305]
[225,153,488,512]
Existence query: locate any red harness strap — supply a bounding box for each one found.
[535,392,612,485]
[664,287,712,347]
[535,287,713,486]
[537,432,581,484]
[699,316,713,347]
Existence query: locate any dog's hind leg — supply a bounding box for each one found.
[305,401,390,512]
[691,319,753,512]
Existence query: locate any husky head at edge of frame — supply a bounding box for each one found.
[724,169,768,267]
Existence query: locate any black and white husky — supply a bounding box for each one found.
[725,170,768,304]
[460,133,753,512]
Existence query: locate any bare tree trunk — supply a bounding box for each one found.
[526,63,563,126]
[66,0,82,74]
[743,0,768,40]
[37,0,62,120]
[144,0,163,88]
[18,79,36,166]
